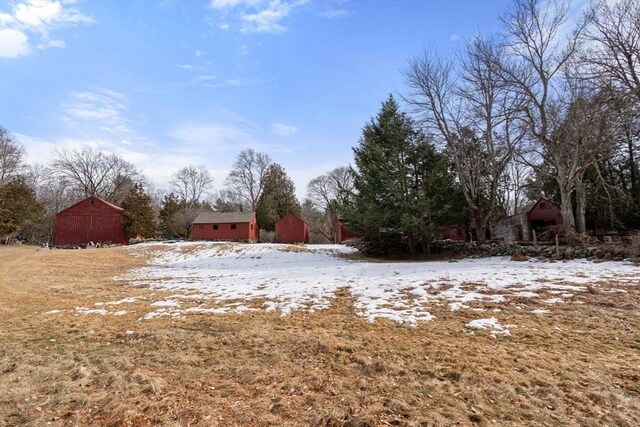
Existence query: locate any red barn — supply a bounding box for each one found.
[275,212,309,243]
[53,196,128,246]
[192,211,259,241]
[491,197,563,241]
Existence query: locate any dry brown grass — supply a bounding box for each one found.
[1,245,639,426]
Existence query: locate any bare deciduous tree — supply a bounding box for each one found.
[170,165,213,205]
[581,0,640,101]
[306,166,354,242]
[0,126,24,185]
[494,0,591,231]
[225,148,272,211]
[52,146,138,202]
[404,37,520,242]
[306,166,353,211]
[213,189,245,212]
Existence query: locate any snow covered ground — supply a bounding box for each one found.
[96,241,640,326]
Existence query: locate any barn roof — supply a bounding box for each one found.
[56,195,125,216]
[276,212,310,227]
[193,211,256,224]
[527,197,559,215]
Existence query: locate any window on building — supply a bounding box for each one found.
[540,202,546,209]
[213,224,219,230]
[250,224,253,230]
[199,224,204,230]
[90,197,95,205]
[231,224,237,230]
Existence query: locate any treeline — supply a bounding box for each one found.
[0,137,304,242]
[1,0,638,250]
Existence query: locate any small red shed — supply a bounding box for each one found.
[275,212,309,243]
[333,216,362,244]
[527,197,562,236]
[53,196,128,245]
[192,211,259,241]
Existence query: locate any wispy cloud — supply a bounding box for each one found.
[62,89,132,135]
[319,9,349,19]
[195,74,217,81]
[0,0,93,58]
[199,77,266,88]
[168,122,257,150]
[449,33,460,41]
[271,123,297,136]
[208,0,308,34]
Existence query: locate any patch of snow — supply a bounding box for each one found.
[544,298,565,304]
[532,309,551,314]
[112,310,127,316]
[118,242,639,324]
[139,309,182,321]
[466,317,513,337]
[150,300,181,308]
[75,307,108,315]
[449,302,469,311]
[125,330,135,335]
[44,310,62,314]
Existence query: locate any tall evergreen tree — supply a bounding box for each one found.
[345,95,459,254]
[158,192,183,238]
[0,178,44,242]
[256,164,301,231]
[121,183,156,238]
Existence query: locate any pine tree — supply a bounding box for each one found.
[256,164,301,231]
[0,178,44,242]
[159,192,182,238]
[122,183,156,238]
[345,95,459,255]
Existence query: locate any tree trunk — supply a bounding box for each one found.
[475,223,487,245]
[575,179,586,234]
[629,138,639,203]
[407,233,415,255]
[558,186,576,231]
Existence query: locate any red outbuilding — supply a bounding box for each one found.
[52,196,129,246]
[192,211,259,241]
[491,197,563,241]
[333,216,363,244]
[275,212,309,243]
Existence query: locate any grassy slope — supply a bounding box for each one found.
[0,245,639,426]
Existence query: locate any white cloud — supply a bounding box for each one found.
[209,0,261,10]
[195,74,216,81]
[0,12,15,25]
[62,89,132,134]
[271,123,297,136]
[168,123,256,149]
[208,0,307,34]
[0,28,30,58]
[241,0,306,33]
[38,38,65,49]
[319,9,348,19]
[0,0,93,58]
[449,33,460,41]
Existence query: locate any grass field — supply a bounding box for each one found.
[1,244,639,426]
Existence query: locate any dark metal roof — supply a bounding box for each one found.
[193,211,256,224]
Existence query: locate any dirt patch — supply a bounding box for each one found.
[1,245,639,426]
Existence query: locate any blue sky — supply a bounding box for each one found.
[0,0,511,197]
